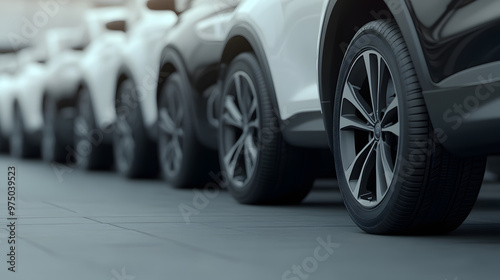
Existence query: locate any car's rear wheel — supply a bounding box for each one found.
[158,73,217,188]
[114,78,158,178]
[333,20,486,234]
[218,53,315,205]
[74,87,113,170]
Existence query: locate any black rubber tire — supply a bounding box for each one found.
[42,98,69,163]
[157,73,218,188]
[333,20,486,235]
[0,127,9,153]
[218,53,315,205]
[113,77,158,178]
[74,86,113,170]
[10,106,39,158]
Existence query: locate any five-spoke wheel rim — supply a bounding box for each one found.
[339,50,400,208]
[220,71,260,188]
[115,80,137,171]
[158,84,184,177]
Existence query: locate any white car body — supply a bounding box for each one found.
[77,7,129,130]
[14,63,47,134]
[9,48,48,136]
[224,0,329,139]
[43,27,88,108]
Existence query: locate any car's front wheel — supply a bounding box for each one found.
[114,78,158,178]
[333,20,486,234]
[157,73,217,188]
[218,53,315,205]
[74,86,113,170]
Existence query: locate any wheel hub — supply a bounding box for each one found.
[374,123,382,140]
[242,123,249,135]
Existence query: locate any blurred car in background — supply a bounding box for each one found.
[111,0,177,178]
[1,26,87,159]
[0,53,19,152]
[216,0,331,204]
[7,46,48,158]
[317,0,500,234]
[153,0,241,188]
[71,6,128,170]
[42,6,129,169]
[41,27,88,163]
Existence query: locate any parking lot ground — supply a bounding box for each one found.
[0,155,499,280]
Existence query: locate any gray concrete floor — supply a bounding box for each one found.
[0,156,499,280]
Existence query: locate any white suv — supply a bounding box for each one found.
[217,0,331,204]
[7,46,48,158]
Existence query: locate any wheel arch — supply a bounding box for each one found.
[318,0,433,150]
[114,67,132,107]
[156,48,180,108]
[221,24,281,122]
[156,46,218,149]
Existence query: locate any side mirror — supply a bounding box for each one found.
[105,20,127,32]
[146,0,176,11]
